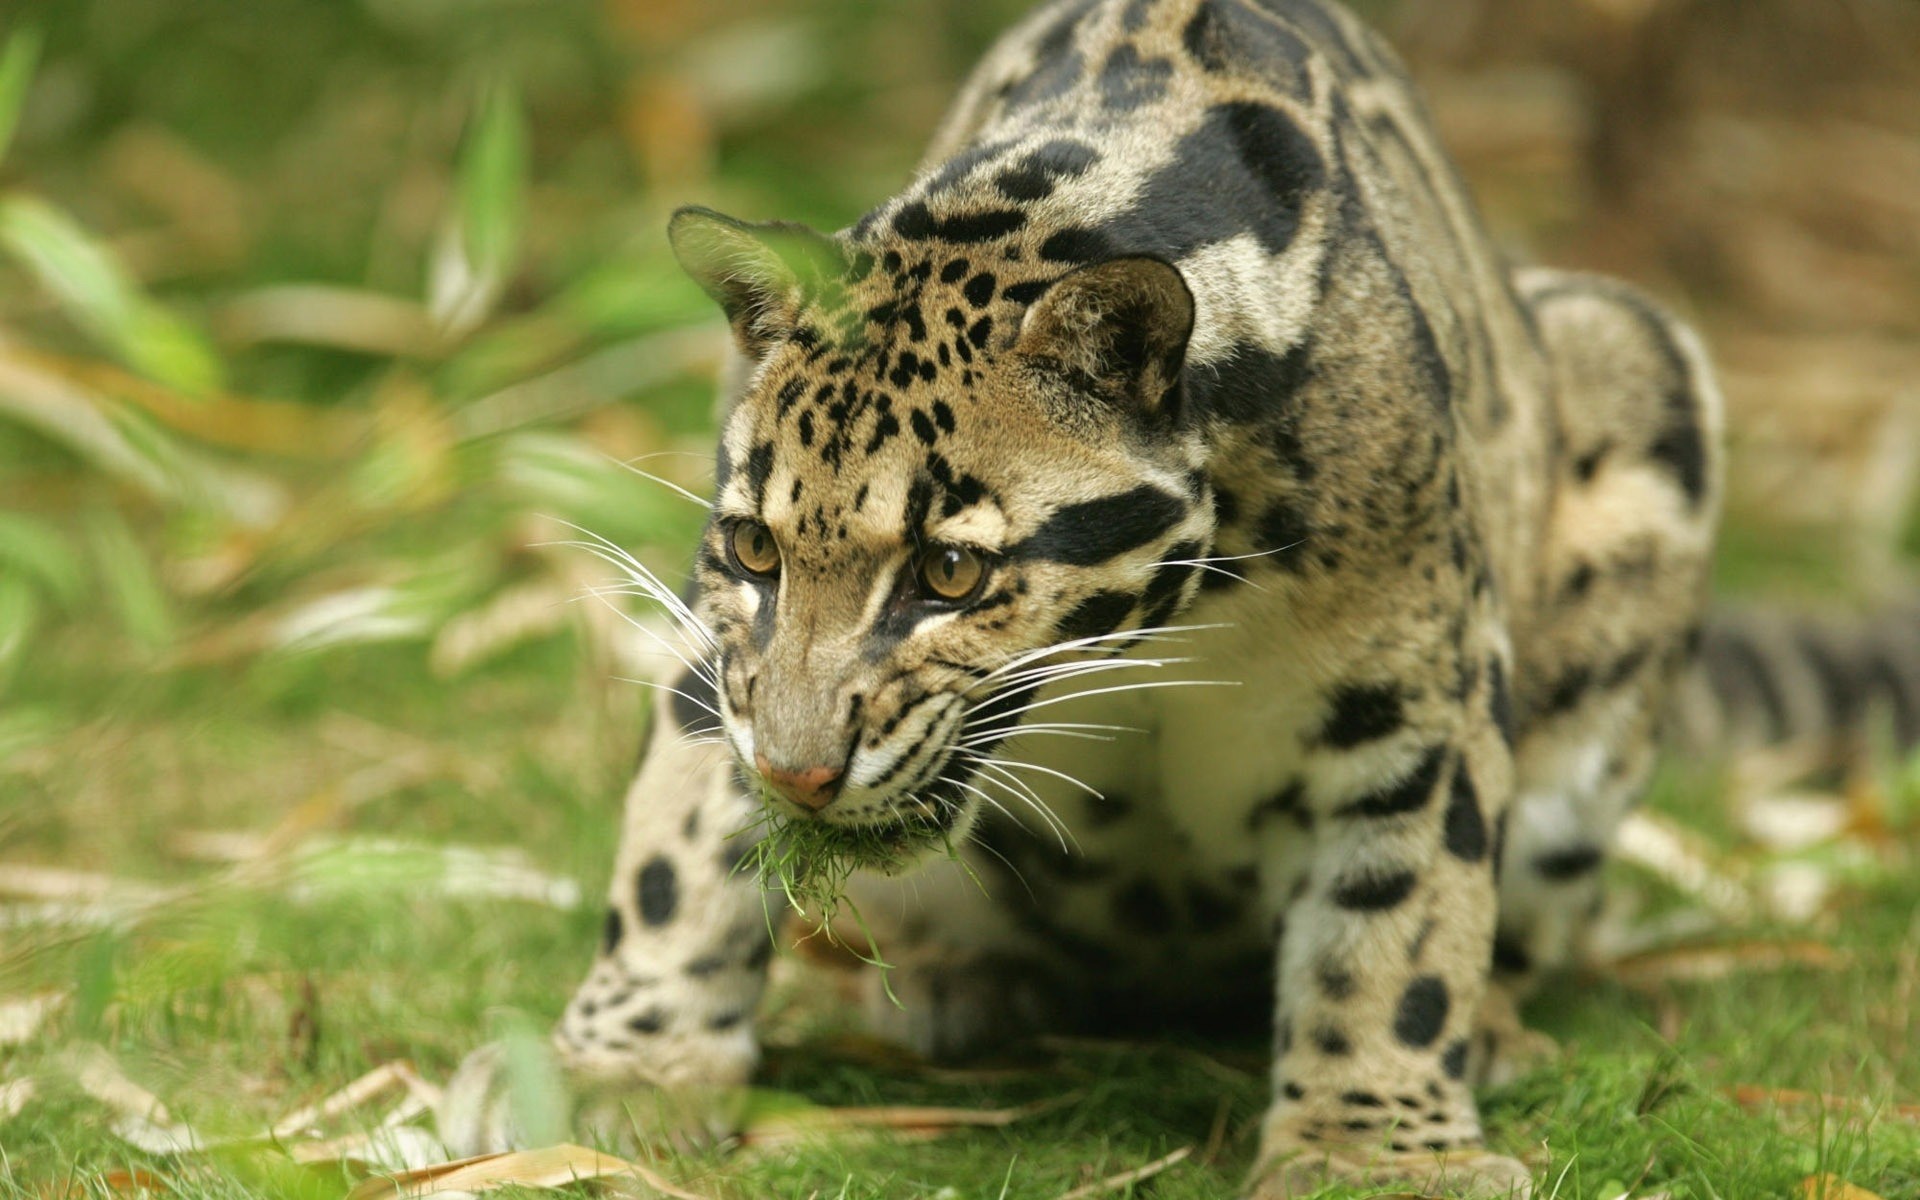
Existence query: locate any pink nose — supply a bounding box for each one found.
[755,755,845,811]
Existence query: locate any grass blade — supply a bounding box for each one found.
[0,25,42,166]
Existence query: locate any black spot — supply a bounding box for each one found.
[1487,657,1515,745]
[1563,561,1596,600]
[1574,444,1608,480]
[1650,420,1708,507]
[1341,1090,1384,1108]
[1282,1079,1306,1100]
[967,316,994,349]
[1540,664,1593,717]
[922,137,1020,195]
[1312,1025,1352,1056]
[1393,976,1450,1048]
[1038,227,1113,264]
[707,1010,745,1032]
[601,907,623,953]
[1056,589,1136,643]
[627,1009,665,1035]
[963,273,997,308]
[994,163,1057,201]
[893,202,1029,244]
[1255,499,1312,570]
[1319,962,1356,1000]
[773,377,805,418]
[1441,1038,1470,1080]
[910,409,938,445]
[865,410,901,455]
[1247,778,1309,831]
[638,857,678,926]
[932,399,956,433]
[685,954,727,978]
[1140,553,1197,628]
[1098,43,1174,110]
[1534,844,1604,880]
[1336,744,1446,819]
[1002,279,1051,306]
[1183,0,1312,84]
[1492,931,1531,973]
[1316,681,1405,748]
[1443,762,1487,862]
[1112,878,1176,934]
[1330,867,1417,910]
[940,258,970,283]
[797,411,815,447]
[1012,484,1187,565]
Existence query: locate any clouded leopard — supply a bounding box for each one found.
[440,0,1920,1195]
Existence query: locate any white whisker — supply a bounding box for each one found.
[608,453,715,510]
[969,677,1234,727]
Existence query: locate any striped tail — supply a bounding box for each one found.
[1671,599,1920,759]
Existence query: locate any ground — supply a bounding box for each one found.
[3,616,1918,1198]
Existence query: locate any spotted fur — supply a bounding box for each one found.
[440,2,1912,1195]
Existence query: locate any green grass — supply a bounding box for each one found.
[2,0,1918,1196]
[4,616,1918,1199]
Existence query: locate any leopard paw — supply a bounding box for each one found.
[437,1035,751,1156]
[1248,1142,1534,1199]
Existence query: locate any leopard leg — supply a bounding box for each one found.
[1249,703,1533,1199]
[440,667,776,1153]
[1495,269,1723,991]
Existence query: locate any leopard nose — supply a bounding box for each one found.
[754,754,845,811]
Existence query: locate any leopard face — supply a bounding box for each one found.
[672,207,1213,866]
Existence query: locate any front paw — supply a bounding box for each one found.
[1249,1141,1534,1199]
[437,1031,754,1156]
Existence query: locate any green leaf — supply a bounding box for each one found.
[494,1010,569,1148]
[428,81,528,337]
[0,194,225,395]
[0,26,42,167]
[0,511,87,607]
[459,81,528,278]
[0,572,38,685]
[86,507,177,650]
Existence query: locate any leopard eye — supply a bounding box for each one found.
[917,545,986,602]
[728,520,781,578]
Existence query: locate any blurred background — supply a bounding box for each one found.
[0,0,1915,881]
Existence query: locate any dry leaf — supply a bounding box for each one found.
[1727,1085,1920,1126]
[272,1060,442,1140]
[739,1094,1077,1149]
[1614,812,1754,921]
[345,1144,706,1200]
[288,1126,448,1173]
[0,990,63,1045]
[1799,1174,1887,1200]
[1053,1146,1192,1200]
[1608,940,1848,987]
[0,1077,34,1120]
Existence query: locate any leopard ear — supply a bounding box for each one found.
[1012,256,1194,421]
[668,206,843,358]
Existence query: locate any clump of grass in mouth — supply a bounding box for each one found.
[729,802,964,1005]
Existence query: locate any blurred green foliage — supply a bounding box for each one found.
[0,0,1052,741]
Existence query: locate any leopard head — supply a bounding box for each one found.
[669,206,1212,868]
